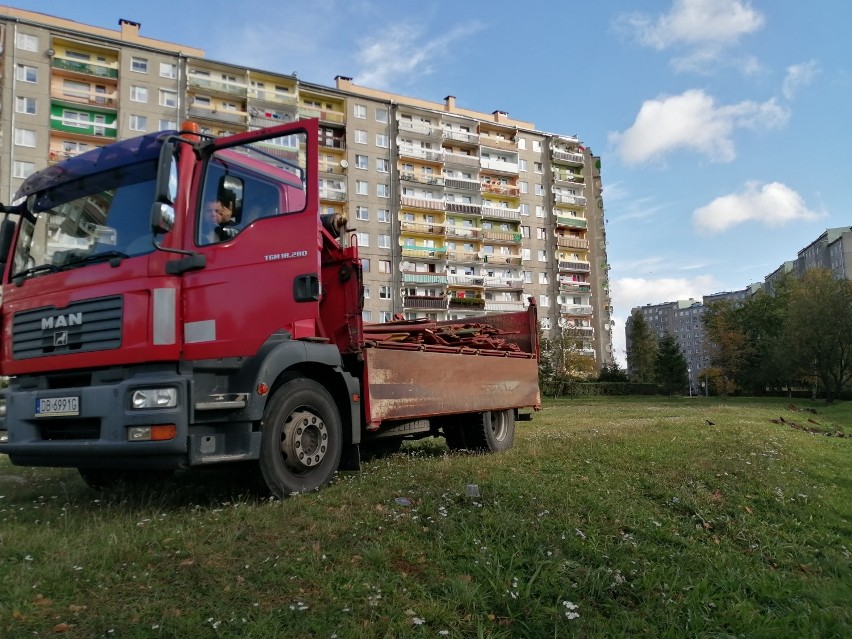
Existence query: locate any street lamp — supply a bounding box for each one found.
[688,367,692,397]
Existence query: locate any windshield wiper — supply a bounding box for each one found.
[60,250,129,270]
[12,263,59,285]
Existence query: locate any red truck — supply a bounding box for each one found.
[0,120,540,497]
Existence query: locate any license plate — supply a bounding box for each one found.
[35,396,80,417]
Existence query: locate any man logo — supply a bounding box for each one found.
[42,313,82,330]
[54,331,68,347]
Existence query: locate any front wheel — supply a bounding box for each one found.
[257,377,342,498]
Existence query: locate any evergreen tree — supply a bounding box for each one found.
[655,333,689,395]
[626,310,657,383]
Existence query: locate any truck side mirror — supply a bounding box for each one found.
[0,218,15,264]
[150,202,175,234]
[151,140,179,234]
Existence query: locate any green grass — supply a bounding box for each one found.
[1,396,849,638]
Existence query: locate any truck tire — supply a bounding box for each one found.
[257,377,342,497]
[464,409,516,453]
[78,468,173,491]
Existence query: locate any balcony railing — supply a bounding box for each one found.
[481,230,521,243]
[554,173,585,186]
[485,301,526,312]
[52,57,118,79]
[559,281,592,293]
[552,149,585,165]
[400,173,444,187]
[249,89,298,107]
[481,206,520,221]
[54,90,118,109]
[319,188,347,201]
[188,75,248,97]
[250,113,296,129]
[480,158,519,174]
[442,152,480,168]
[449,298,486,310]
[481,182,519,196]
[444,177,480,191]
[558,260,591,272]
[398,120,441,137]
[554,193,587,207]
[446,251,482,263]
[483,255,522,266]
[298,106,345,124]
[401,195,443,210]
[479,135,517,152]
[443,130,479,145]
[561,305,593,316]
[483,277,524,289]
[447,275,485,287]
[446,226,481,239]
[400,221,444,235]
[556,216,587,229]
[399,146,443,162]
[556,237,589,250]
[401,246,447,259]
[188,104,248,125]
[445,201,482,215]
[403,295,447,310]
[402,273,448,284]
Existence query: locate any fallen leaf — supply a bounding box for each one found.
[52,622,73,633]
[180,559,194,567]
[68,604,87,613]
[12,610,25,621]
[745,506,753,515]
[34,595,53,607]
[375,504,384,512]
[460,575,472,583]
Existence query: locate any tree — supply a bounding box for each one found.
[703,300,747,394]
[626,310,657,383]
[539,325,596,396]
[597,362,629,382]
[784,269,852,403]
[655,333,688,395]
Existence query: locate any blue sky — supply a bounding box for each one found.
[19,0,852,363]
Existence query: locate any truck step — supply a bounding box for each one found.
[195,393,248,411]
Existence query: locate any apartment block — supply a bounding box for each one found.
[0,7,614,366]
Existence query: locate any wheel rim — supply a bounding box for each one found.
[280,408,329,473]
[489,411,508,442]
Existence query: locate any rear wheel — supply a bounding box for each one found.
[443,409,516,453]
[257,377,342,498]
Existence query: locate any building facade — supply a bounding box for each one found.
[0,7,613,365]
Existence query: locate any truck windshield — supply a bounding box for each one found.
[12,159,158,281]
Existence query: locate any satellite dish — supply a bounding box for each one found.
[400,261,413,271]
[339,159,349,168]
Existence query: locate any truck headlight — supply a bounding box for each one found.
[131,388,178,409]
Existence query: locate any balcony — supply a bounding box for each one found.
[554,193,587,207]
[445,201,482,215]
[188,103,248,125]
[249,88,298,108]
[188,74,248,98]
[558,260,591,273]
[49,114,117,139]
[298,106,345,125]
[403,295,447,310]
[398,119,442,139]
[553,172,585,187]
[443,130,479,146]
[481,206,520,221]
[401,246,447,260]
[319,188,347,201]
[446,226,481,240]
[249,111,295,129]
[444,177,480,192]
[399,146,443,162]
[561,304,593,316]
[443,151,480,168]
[559,281,592,294]
[400,221,444,236]
[480,158,519,174]
[556,215,587,229]
[483,255,522,266]
[483,277,524,289]
[52,57,118,79]
[448,297,486,310]
[401,195,443,211]
[52,89,118,110]
[319,159,347,175]
[556,237,589,250]
[481,230,521,244]
[402,272,448,285]
[485,301,525,312]
[447,274,485,287]
[481,182,519,196]
[552,149,584,165]
[479,135,517,152]
[400,173,444,187]
[446,251,482,264]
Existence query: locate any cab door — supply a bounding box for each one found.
[180,120,322,361]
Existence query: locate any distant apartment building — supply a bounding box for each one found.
[0,7,614,365]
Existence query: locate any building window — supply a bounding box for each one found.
[129,114,148,132]
[535,205,544,218]
[375,133,389,148]
[14,128,36,147]
[538,249,547,262]
[534,162,543,174]
[378,260,392,274]
[130,86,149,103]
[378,208,390,223]
[380,286,392,299]
[380,311,394,323]
[356,180,368,195]
[13,160,36,179]
[15,64,37,83]
[159,62,177,79]
[533,140,542,152]
[63,110,89,128]
[376,158,389,173]
[520,203,530,217]
[538,272,548,285]
[519,181,529,194]
[15,96,36,115]
[355,154,368,169]
[131,57,149,73]
[524,271,532,283]
[519,159,527,172]
[377,184,389,198]
[355,129,367,144]
[362,310,372,322]
[376,108,389,123]
[537,227,547,240]
[522,248,531,261]
[361,258,370,272]
[363,285,371,299]
[353,104,367,119]
[357,232,370,247]
[356,206,369,221]
[378,234,391,249]
[159,119,177,131]
[159,89,178,108]
[16,33,39,51]
[517,137,526,150]
[535,184,544,196]
[539,294,550,307]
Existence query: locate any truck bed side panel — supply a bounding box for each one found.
[363,347,540,423]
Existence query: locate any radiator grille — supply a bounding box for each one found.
[12,296,123,360]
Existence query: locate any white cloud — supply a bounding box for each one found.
[692,181,822,233]
[608,89,789,165]
[782,60,820,99]
[609,274,721,365]
[616,0,764,74]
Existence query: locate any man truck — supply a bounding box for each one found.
[0,120,540,497]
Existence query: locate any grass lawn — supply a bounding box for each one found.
[0,396,849,638]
